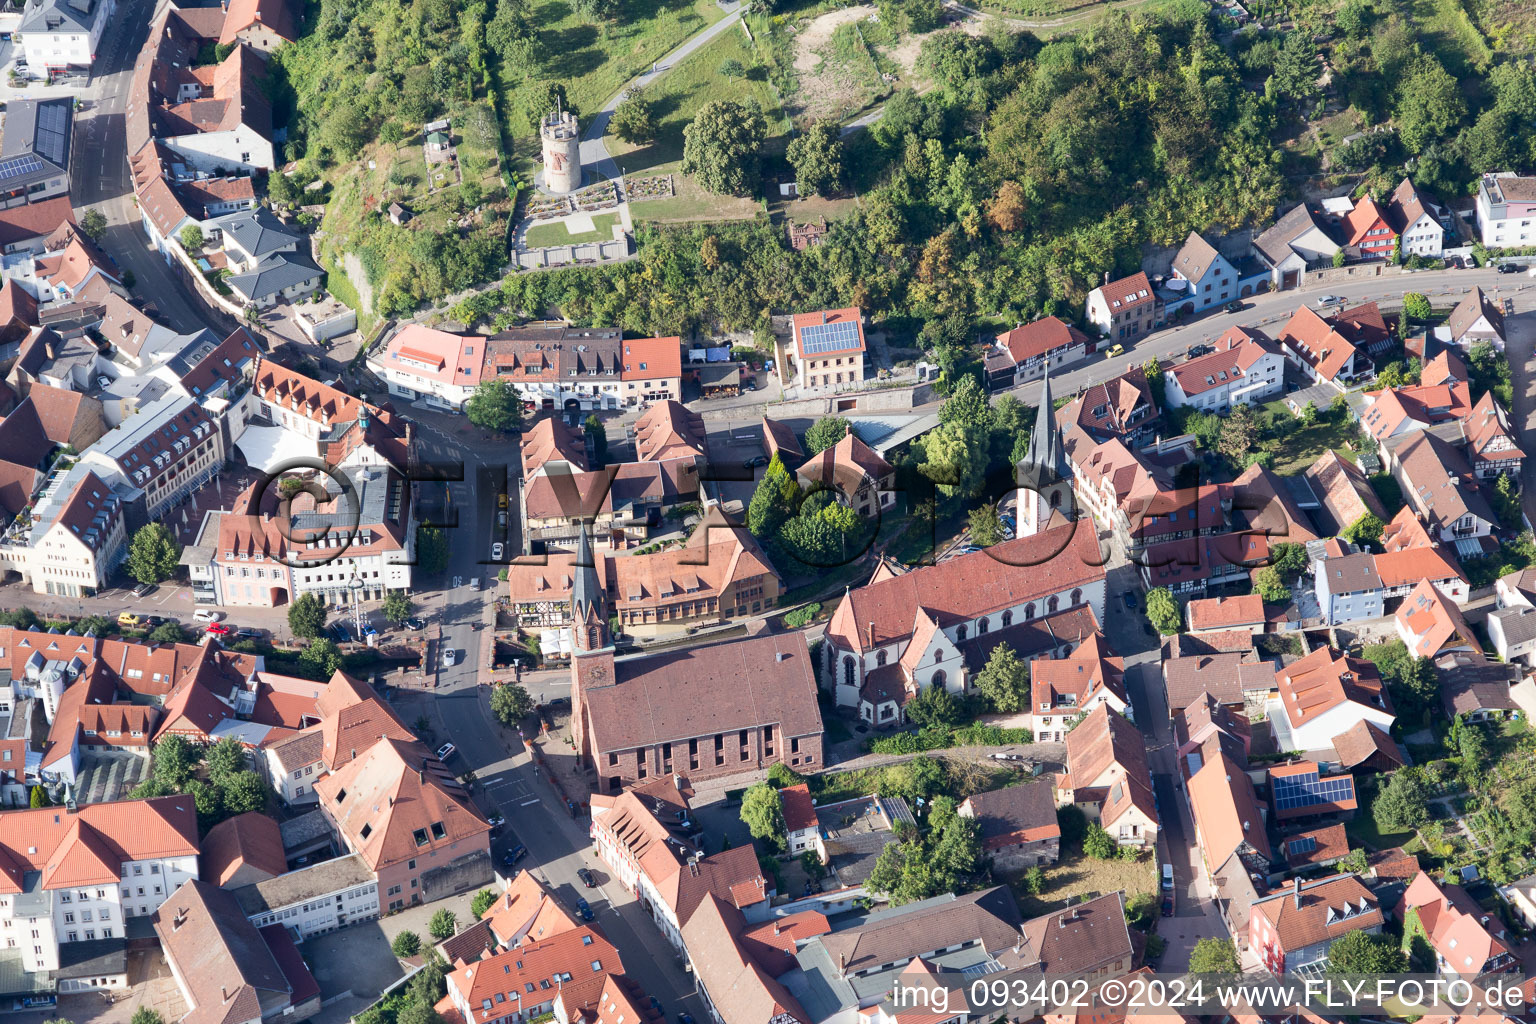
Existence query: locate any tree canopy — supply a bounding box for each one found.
[973,642,1029,713]
[681,100,766,197]
[740,782,786,852]
[127,524,181,586]
[466,381,524,433]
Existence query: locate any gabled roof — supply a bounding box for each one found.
[1016,891,1133,974]
[1399,871,1510,973]
[1386,178,1438,233]
[520,416,590,479]
[1254,203,1336,266]
[1396,580,1477,659]
[792,307,864,359]
[200,811,286,887]
[632,401,706,463]
[1251,874,1381,952]
[1171,232,1224,283]
[1393,430,1497,532]
[1331,720,1404,771]
[479,870,577,951]
[1445,287,1504,344]
[961,779,1061,850]
[997,316,1089,364]
[1304,449,1387,534]
[681,895,809,1024]
[1464,392,1522,468]
[619,336,681,382]
[0,795,198,893]
[1165,327,1280,397]
[154,879,299,1024]
[446,923,621,1023]
[219,0,297,44]
[796,431,893,493]
[1062,706,1156,828]
[1344,196,1392,245]
[1186,594,1264,632]
[1091,272,1155,314]
[1277,305,1361,383]
[1188,753,1273,869]
[1058,366,1156,442]
[1277,645,1391,725]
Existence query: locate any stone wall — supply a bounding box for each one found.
[419,849,494,903]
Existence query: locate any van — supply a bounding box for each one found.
[1161,863,1175,890]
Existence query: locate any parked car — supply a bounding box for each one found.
[1122,592,1138,611]
[497,510,508,527]
[1105,343,1125,358]
[1162,893,1174,917]
[958,544,982,554]
[574,898,594,922]
[988,752,1024,761]
[131,582,157,598]
[1316,294,1344,306]
[404,617,426,630]
[650,998,664,1014]
[204,622,230,636]
[743,455,769,469]
[442,648,458,668]
[490,542,504,560]
[328,623,350,643]
[96,375,112,390]
[1223,300,1245,313]
[117,612,141,627]
[679,1013,696,1024]
[192,609,223,622]
[1186,343,1212,358]
[487,812,505,829]
[233,628,262,639]
[504,844,528,865]
[577,867,597,888]
[436,742,456,761]
[999,514,1016,532]
[1499,262,1524,274]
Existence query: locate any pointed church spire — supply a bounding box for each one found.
[571,523,609,655]
[1019,366,1070,490]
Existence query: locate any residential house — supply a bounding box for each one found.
[1085,272,1159,341]
[0,100,73,208]
[1012,892,1135,984]
[0,196,75,254]
[1187,751,1274,896]
[218,0,299,53]
[1249,875,1382,976]
[1276,305,1373,389]
[1489,567,1536,667]
[633,401,706,464]
[1167,233,1239,316]
[1437,656,1520,723]
[0,794,200,977]
[1439,287,1507,352]
[1056,366,1158,445]
[257,670,416,806]
[77,393,223,525]
[958,780,1061,870]
[1271,645,1394,754]
[520,460,701,552]
[761,416,803,469]
[792,307,865,393]
[1474,173,1536,249]
[141,43,278,175]
[1390,431,1500,543]
[1028,632,1128,742]
[1160,326,1285,412]
[23,469,127,598]
[780,783,818,856]
[1464,392,1523,481]
[216,209,319,309]
[313,737,493,909]
[794,431,894,518]
[368,324,484,411]
[620,336,682,407]
[17,0,113,74]
[1268,760,1358,822]
[1386,179,1446,258]
[1302,449,1387,538]
[241,356,412,474]
[1186,594,1265,634]
[682,895,809,1024]
[985,316,1090,389]
[232,853,379,940]
[154,879,320,1024]
[444,924,643,1024]
[1342,196,1396,259]
[821,519,1106,714]
[1163,650,1274,720]
[1281,824,1350,871]
[1253,204,1341,289]
[1398,871,1518,978]
[479,325,624,412]
[1395,580,1477,660]
[1173,691,1251,772]
[1359,381,1473,444]
[1056,705,1158,848]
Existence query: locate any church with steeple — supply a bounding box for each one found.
[567,524,614,763]
[1016,367,1076,537]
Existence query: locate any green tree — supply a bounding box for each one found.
[471,889,497,918]
[205,737,247,784]
[1189,938,1239,975]
[1332,250,1347,268]
[1395,56,1467,151]
[805,416,851,454]
[1083,823,1116,859]
[219,771,270,815]
[383,589,412,626]
[126,523,181,586]
[1299,400,1318,425]
[149,621,191,644]
[904,682,960,729]
[79,208,108,240]
[300,637,343,678]
[1254,566,1290,603]
[1217,404,1260,463]
[718,57,745,77]
[681,100,766,197]
[132,1008,165,1024]
[968,506,1001,546]
[1144,587,1182,635]
[786,120,845,197]
[1023,866,1045,894]
[583,414,608,466]
[490,683,534,724]
[1373,769,1430,833]
[972,642,1029,713]
[740,782,786,852]
[418,525,450,575]
[1266,31,1318,102]
[1342,512,1385,548]
[747,454,799,542]
[75,614,113,636]
[1402,292,1432,321]
[609,89,657,145]
[918,421,987,499]
[1325,929,1408,974]
[1125,892,1157,927]
[151,734,198,791]
[179,225,205,251]
[767,762,805,789]
[465,381,523,432]
[29,784,49,807]
[1271,542,1309,579]
[391,930,423,957]
[288,592,327,639]
[429,908,457,940]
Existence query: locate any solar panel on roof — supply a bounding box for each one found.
[1273,770,1356,811]
[1288,835,1318,855]
[0,154,43,183]
[799,318,860,355]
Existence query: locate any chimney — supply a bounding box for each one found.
[222,987,229,1003]
[839,953,846,973]
[773,921,781,937]
[867,621,875,648]
[1293,876,1303,909]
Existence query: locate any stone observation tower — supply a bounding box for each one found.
[540,103,582,194]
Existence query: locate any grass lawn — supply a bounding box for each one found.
[1345,779,1419,852]
[1409,0,1492,75]
[630,175,762,223]
[1315,108,1361,149]
[524,211,622,247]
[1260,402,1362,475]
[608,25,790,177]
[1013,849,1157,918]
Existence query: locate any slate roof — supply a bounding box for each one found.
[226,250,320,302]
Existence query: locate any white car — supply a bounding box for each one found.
[192,609,224,622]
[442,648,458,667]
[436,742,456,761]
[491,542,504,560]
[1315,295,1344,306]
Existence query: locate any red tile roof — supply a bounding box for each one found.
[1188,753,1273,869]
[1186,594,1264,631]
[1093,273,1155,314]
[998,316,1089,364]
[1251,874,1380,951]
[200,811,287,887]
[620,337,682,382]
[0,795,198,893]
[779,783,816,834]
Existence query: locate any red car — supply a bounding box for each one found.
[204,622,231,636]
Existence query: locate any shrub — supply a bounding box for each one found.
[391,930,422,957]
